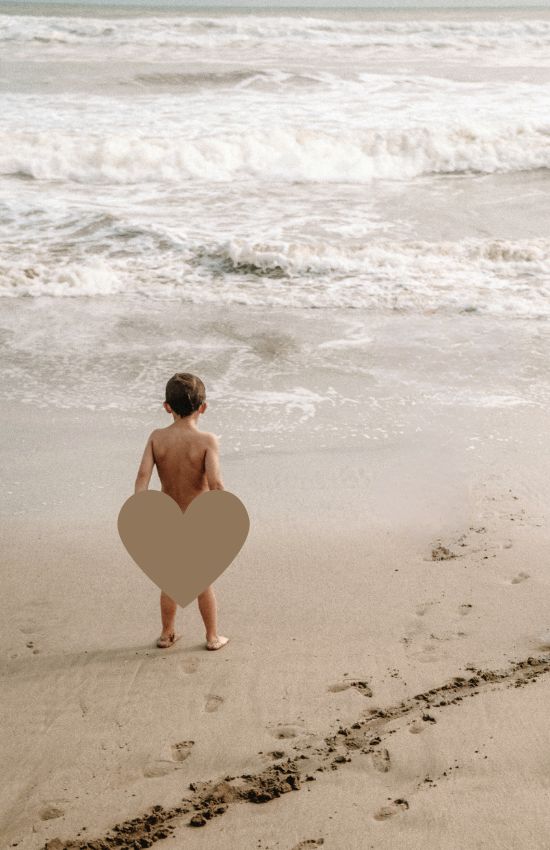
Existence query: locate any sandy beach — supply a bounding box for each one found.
[2,302,550,850]
[2,3,550,847]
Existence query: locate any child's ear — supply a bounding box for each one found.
[163,401,171,414]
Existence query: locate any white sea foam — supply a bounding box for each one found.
[0,260,124,298]
[227,388,332,422]
[430,390,534,408]
[2,238,549,317]
[2,123,549,184]
[221,237,550,277]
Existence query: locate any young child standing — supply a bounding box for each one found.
[134,372,229,651]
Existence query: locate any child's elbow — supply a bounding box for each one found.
[134,472,149,492]
[209,478,225,491]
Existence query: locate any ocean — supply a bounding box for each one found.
[1,3,549,450]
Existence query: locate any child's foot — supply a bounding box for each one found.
[206,635,229,651]
[156,631,181,649]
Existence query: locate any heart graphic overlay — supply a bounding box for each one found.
[117,490,250,609]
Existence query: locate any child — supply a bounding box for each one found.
[134,372,229,652]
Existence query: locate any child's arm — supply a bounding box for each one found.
[204,434,224,491]
[134,432,156,493]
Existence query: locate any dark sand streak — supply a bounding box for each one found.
[43,654,550,850]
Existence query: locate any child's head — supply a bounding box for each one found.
[164,373,206,418]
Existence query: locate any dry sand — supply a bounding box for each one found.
[2,392,550,850]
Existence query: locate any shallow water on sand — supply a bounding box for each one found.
[2,299,550,456]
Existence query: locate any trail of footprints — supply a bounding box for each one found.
[43,655,550,848]
[143,657,224,778]
[405,495,534,661]
[42,488,545,846]
[180,657,224,712]
[431,484,534,585]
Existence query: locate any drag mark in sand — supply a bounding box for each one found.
[42,654,550,850]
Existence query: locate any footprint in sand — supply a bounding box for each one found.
[171,740,195,762]
[511,572,530,584]
[408,721,424,735]
[372,748,391,773]
[328,681,373,697]
[205,694,224,713]
[143,762,175,778]
[409,644,444,664]
[271,726,300,740]
[19,625,39,635]
[373,799,409,821]
[39,805,64,821]
[415,601,436,617]
[291,840,325,849]
[431,545,456,562]
[459,603,473,616]
[535,631,550,651]
[180,657,199,674]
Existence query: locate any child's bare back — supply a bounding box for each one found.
[152,422,223,512]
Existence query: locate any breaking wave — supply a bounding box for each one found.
[2,124,549,184]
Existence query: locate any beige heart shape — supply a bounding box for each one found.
[117,490,249,609]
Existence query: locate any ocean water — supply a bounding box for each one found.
[1,4,550,440]
[1,5,550,308]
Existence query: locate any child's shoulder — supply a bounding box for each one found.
[148,425,174,447]
[149,426,219,445]
[199,429,220,447]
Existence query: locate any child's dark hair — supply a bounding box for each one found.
[165,373,206,418]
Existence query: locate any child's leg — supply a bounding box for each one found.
[157,591,179,648]
[197,586,228,650]
[197,586,218,641]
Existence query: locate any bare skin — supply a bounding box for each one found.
[134,399,229,651]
